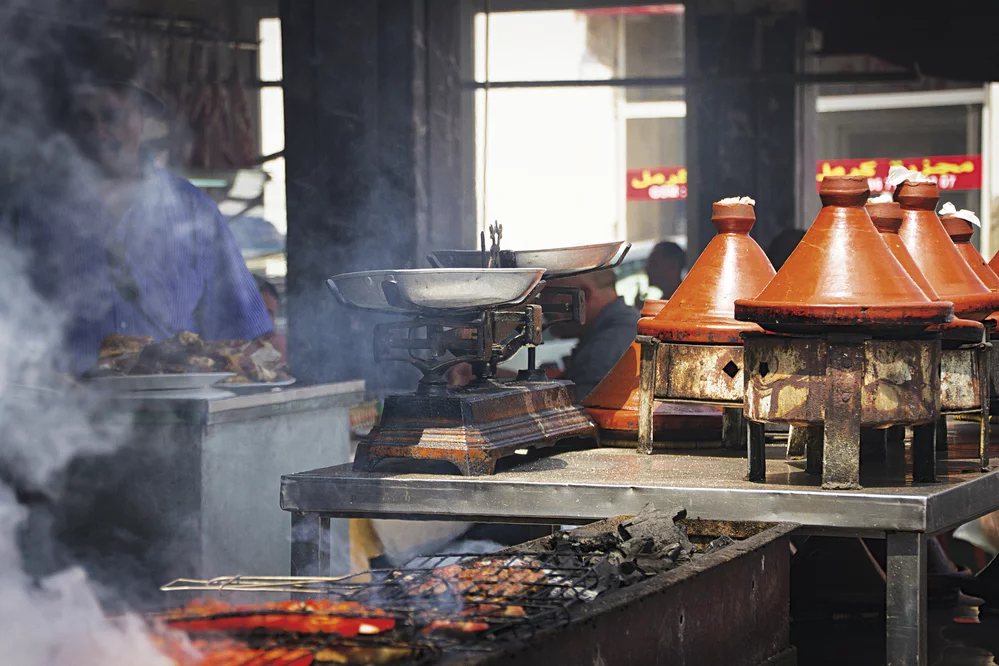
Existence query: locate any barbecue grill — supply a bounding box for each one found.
[157,509,795,666]
[327,225,629,475]
[735,176,955,489]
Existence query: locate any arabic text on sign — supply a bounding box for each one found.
[631,168,687,190]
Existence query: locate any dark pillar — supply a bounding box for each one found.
[684,1,802,259]
[281,1,463,388]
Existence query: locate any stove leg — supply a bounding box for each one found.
[911,422,937,483]
[804,425,823,475]
[746,419,766,482]
[822,339,863,490]
[935,416,948,454]
[637,337,659,455]
[885,531,927,666]
[290,512,330,577]
[786,425,806,460]
[886,425,907,478]
[722,407,746,451]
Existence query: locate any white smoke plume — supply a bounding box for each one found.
[0,4,177,664]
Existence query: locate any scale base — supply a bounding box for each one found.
[353,380,597,475]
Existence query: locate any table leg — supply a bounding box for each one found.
[290,512,331,576]
[886,531,927,666]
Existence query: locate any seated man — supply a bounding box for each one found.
[549,269,639,401]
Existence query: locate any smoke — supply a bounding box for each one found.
[0,4,179,665]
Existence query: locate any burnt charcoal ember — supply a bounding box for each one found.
[618,503,696,563]
[703,535,736,554]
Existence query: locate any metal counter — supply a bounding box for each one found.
[64,381,364,602]
[281,438,999,666]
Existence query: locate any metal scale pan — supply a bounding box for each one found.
[327,267,546,315]
[427,241,631,279]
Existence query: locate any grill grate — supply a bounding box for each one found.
[158,551,614,661]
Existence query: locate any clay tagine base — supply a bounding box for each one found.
[584,341,724,449]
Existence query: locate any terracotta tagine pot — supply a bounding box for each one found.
[895,180,999,321]
[940,212,999,291]
[638,200,775,343]
[640,298,667,319]
[867,201,980,343]
[734,176,953,335]
[583,340,722,435]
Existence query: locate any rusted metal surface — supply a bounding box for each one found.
[940,347,982,412]
[822,338,864,489]
[653,341,746,403]
[743,334,939,427]
[454,517,796,666]
[743,333,941,488]
[353,380,597,475]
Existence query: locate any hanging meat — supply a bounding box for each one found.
[188,41,216,169]
[206,43,232,168]
[226,57,257,168]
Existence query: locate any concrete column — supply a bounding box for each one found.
[684,1,802,259]
[281,0,463,387]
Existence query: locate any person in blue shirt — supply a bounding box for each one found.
[6,36,273,376]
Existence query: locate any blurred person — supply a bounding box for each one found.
[645,241,686,300]
[765,227,806,271]
[5,35,272,375]
[255,275,287,359]
[548,269,639,400]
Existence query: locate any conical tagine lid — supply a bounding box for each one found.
[894,177,999,320]
[638,198,775,344]
[868,200,980,342]
[583,340,722,434]
[938,204,999,291]
[734,176,953,334]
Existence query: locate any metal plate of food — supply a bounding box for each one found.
[427,241,630,279]
[87,372,236,392]
[329,268,545,312]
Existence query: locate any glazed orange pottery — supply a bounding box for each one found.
[734,176,952,334]
[638,201,775,343]
[583,340,722,433]
[640,298,667,318]
[940,214,999,291]
[895,180,999,321]
[868,201,979,342]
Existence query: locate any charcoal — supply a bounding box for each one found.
[703,535,736,553]
[618,503,696,561]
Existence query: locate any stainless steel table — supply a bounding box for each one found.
[281,443,999,666]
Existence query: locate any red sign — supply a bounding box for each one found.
[814,155,981,193]
[580,5,684,16]
[627,166,687,201]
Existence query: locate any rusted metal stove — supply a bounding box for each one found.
[627,199,776,454]
[939,203,999,429]
[581,298,725,449]
[891,176,997,470]
[734,176,954,489]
